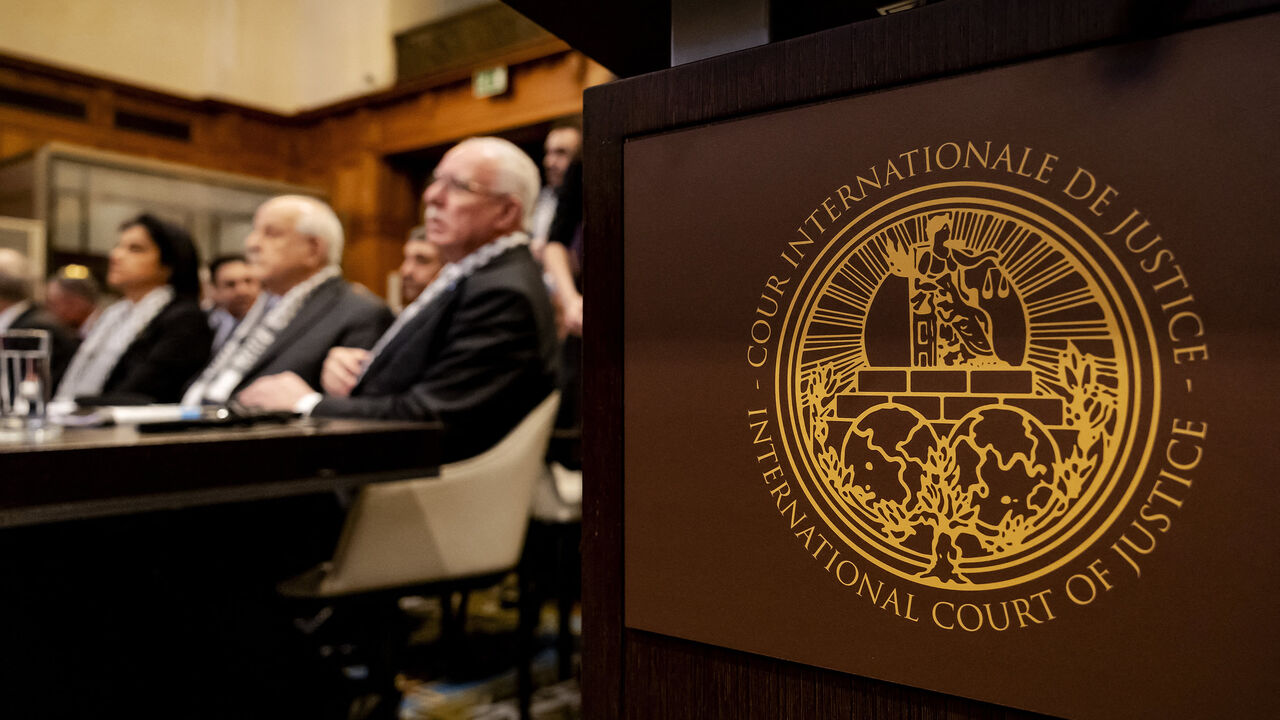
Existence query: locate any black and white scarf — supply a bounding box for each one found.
[181,266,339,405]
[55,286,175,401]
[356,232,529,385]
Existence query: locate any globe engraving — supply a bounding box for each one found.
[779,185,1153,589]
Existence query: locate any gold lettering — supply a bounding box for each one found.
[765,275,790,295]
[1034,153,1057,183]
[1151,264,1190,293]
[1065,573,1097,605]
[811,534,833,560]
[1013,146,1035,178]
[1031,589,1055,620]
[835,560,858,586]
[963,140,991,169]
[898,148,919,176]
[1118,520,1157,555]
[1140,248,1176,273]
[837,184,860,209]
[795,524,815,547]
[880,588,902,616]
[984,601,1011,631]
[883,158,904,184]
[935,142,961,170]
[857,573,883,603]
[1157,469,1193,488]
[1087,559,1113,591]
[1147,481,1185,510]
[1166,437,1202,471]
[1011,597,1037,627]
[750,319,771,344]
[1172,418,1208,439]
[780,498,805,528]
[822,196,840,223]
[1112,540,1141,577]
[855,170,881,199]
[806,209,825,234]
[1063,166,1096,200]
[1139,497,1172,533]
[903,593,920,622]
[770,482,791,505]
[1089,185,1119,217]
[824,547,841,571]
[955,603,984,632]
[755,293,780,318]
[932,601,955,629]
[1172,345,1208,364]
[991,144,1014,173]
[1167,311,1203,342]
[1103,207,1143,237]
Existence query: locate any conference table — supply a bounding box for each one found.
[0,417,441,717]
[0,417,441,527]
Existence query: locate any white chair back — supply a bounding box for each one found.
[315,392,561,596]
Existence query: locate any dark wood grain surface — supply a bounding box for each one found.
[0,419,439,526]
[582,0,1278,717]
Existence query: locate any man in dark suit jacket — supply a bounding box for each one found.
[182,195,392,406]
[239,138,557,462]
[0,248,81,389]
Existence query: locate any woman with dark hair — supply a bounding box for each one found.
[55,213,212,403]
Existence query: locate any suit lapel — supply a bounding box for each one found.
[357,280,457,389]
[243,276,343,380]
[10,305,37,329]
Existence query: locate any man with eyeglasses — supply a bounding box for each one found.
[239,137,558,462]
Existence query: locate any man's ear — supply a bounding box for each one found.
[496,198,524,234]
[308,235,328,266]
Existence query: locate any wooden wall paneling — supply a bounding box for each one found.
[331,148,421,294]
[377,52,603,155]
[581,0,1280,718]
[0,47,604,296]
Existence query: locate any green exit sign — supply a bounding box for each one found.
[472,66,509,99]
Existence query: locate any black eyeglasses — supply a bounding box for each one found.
[427,172,507,197]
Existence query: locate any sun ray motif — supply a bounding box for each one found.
[777,192,1142,592]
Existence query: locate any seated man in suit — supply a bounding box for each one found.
[45,266,102,339]
[0,248,80,389]
[238,138,558,462]
[397,225,443,308]
[206,253,261,354]
[182,195,393,406]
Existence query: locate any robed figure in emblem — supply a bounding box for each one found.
[911,213,1005,366]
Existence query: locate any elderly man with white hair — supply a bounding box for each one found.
[240,137,558,461]
[182,195,392,406]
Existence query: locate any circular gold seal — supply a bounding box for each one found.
[775,182,1159,591]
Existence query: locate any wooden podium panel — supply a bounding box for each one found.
[583,1,1279,718]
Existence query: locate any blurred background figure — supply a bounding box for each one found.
[206,254,262,354]
[529,120,582,260]
[55,214,212,404]
[46,265,102,339]
[398,225,443,307]
[0,248,80,389]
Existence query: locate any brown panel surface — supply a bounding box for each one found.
[586,1,1280,719]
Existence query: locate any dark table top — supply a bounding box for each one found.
[0,418,440,527]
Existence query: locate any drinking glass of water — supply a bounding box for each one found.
[0,329,58,441]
